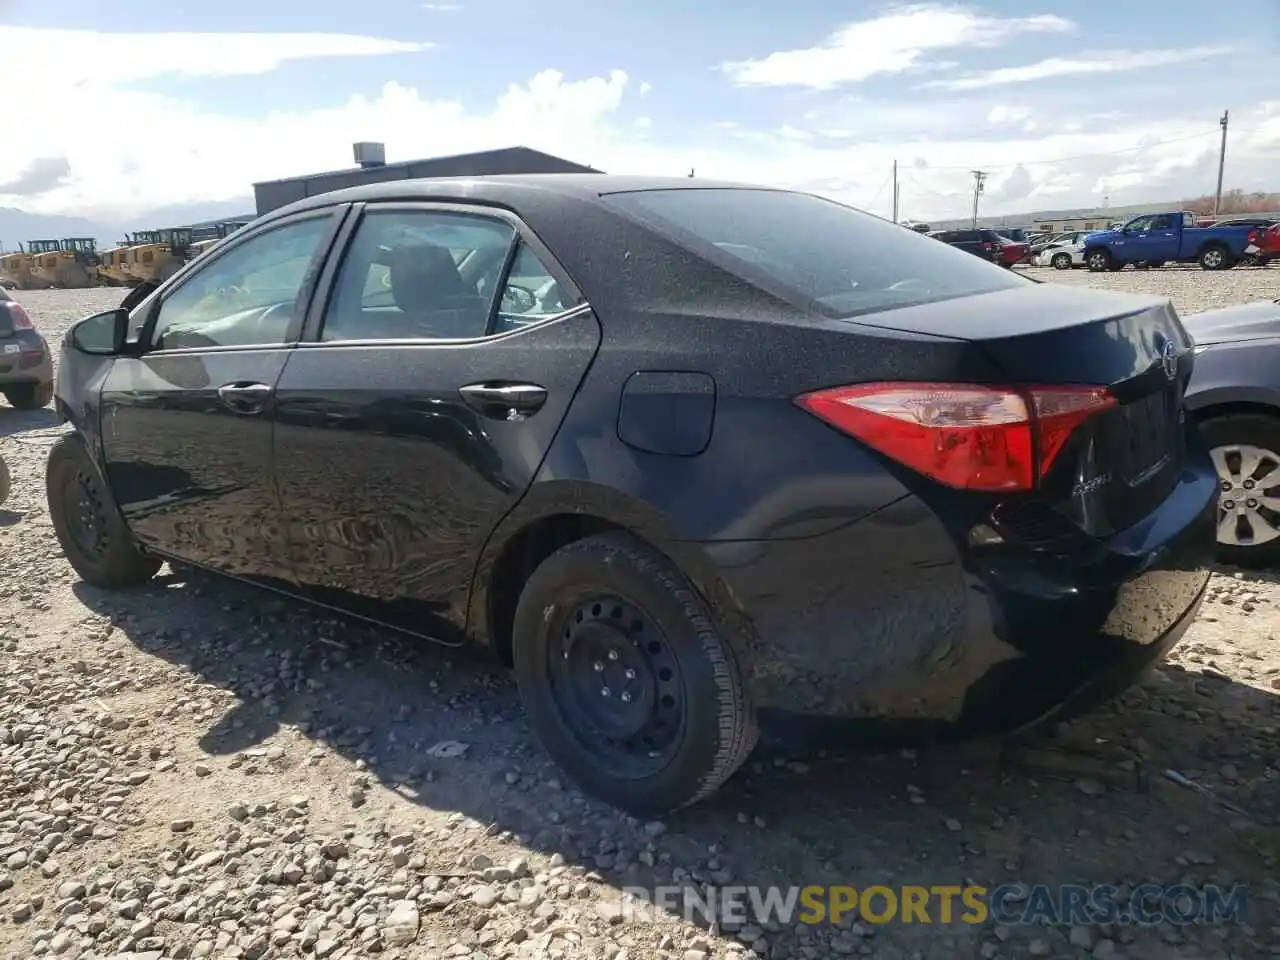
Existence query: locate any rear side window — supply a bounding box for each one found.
[606,188,1023,318]
[979,231,1004,243]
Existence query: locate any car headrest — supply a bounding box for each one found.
[388,242,470,314]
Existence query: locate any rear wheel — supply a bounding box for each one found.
[1201,413,1280,568]
[46,435,160,588]
[511,532,756,815]
[1199,245,1231,270]
[4,382,53,409]
[0,455,9,506]
[1051,253,1072,270]
[1085,249,1111,272]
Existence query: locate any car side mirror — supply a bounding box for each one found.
[69,309,129,356]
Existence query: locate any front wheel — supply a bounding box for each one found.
[1051,253,1073,270]
[1201,413,1280,568]
[46,435,161,588]
[511,532,757,815]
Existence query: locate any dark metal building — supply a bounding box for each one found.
[252,143,602,216]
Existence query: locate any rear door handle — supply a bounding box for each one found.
[217,381,272,416]
[459,382,547,421]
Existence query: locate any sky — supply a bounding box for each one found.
[0,0,1276,223]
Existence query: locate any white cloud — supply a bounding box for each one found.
[720,3,1073,90]
[929,45,1234,91]
[0,26,429,89]
[986,105,1032,126]
[421,3,462,9]
[0,25,1276,227]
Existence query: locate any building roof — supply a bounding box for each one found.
[252,146,602,188]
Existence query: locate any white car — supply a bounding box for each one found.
[1034,240,1086,269]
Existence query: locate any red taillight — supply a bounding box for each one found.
[1248,230,1259,244]
[7,303,33,330]
[794,382,1116,492]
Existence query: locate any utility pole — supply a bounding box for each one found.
[891,160,899,223]
[970,170,987,228]
[1213,110,1229,216]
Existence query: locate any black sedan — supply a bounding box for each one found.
[1183,297,1280,566]
[47,175,1217,814]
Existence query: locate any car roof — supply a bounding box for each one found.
[269,174,781,219]
[255,175,815,323]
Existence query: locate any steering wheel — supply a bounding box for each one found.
[501,284,537,314]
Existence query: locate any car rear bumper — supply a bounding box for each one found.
[701,447,1217,741]
[0,334,52,385]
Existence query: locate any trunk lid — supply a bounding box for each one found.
[843,284,1194,541]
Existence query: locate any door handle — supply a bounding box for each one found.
[459,382,547,421]
[217,381,272,415]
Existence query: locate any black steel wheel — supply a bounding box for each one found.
[46,435,160,588]
[546,595,685,778]
[512,532,756,815]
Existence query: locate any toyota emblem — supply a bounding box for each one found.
[1160,339,1178,380]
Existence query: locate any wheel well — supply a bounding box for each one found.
[1188,400,1280,424]
[1198,241,1229,255]
[486,513,628,666]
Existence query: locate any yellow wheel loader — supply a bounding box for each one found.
[0,246,36,290]
[124,229,193,285]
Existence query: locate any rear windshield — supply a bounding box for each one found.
[606,188,1025,319]
[604,192,1024,320]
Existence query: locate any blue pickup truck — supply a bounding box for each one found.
[1081,211,1260,272]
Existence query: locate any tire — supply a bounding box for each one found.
[0,455,9,506]
[1200,413,1280,568]
[1199,246,1231,270]
[4,382,54,409]
[1085,248,1111,272]
[46,435,160,588]
[1051,253,1072,270]
[511,532,757,815]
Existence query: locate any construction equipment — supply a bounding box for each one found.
[97,242,135,286]
[187,220,249,262]
[0,244,36,290]
[26,240,66,289]
[124,228,193,284]
[30,238,100,289]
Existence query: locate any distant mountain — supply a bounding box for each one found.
[0,206,113,250]
[0,197,257,252]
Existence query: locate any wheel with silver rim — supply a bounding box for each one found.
[1051,253,1073,270]
[1200,413,1280,567]
[1085,249,1111,272]
[1199,246,1230,270]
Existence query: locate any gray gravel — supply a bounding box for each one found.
[1,277,1279,960]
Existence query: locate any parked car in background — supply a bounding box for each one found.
[929,228,1004,262]
[1257,223,1280,264]
[46,174,1216,815]
[1029,230,1093,260]
[995,236,1030,267]
[0,286,54,409]
[1034,237,1087,270]
[1082,212,1261,271]
[0,277,16,290]
[1183,297,1280,566]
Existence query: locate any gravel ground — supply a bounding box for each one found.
[2,272,1279,960]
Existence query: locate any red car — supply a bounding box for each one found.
[1259,223,1280,263]
[996,237,1029,267]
